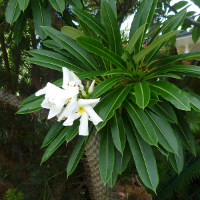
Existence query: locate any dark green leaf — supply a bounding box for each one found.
[133,31,180,63]
[149,101,177,123]
[31,0,51,40]
[101,1,123,55]
[176,117,196,156]
[156,52,200,66]
[107,167,118,187]
[184,91,200,112]
[124,100,158,146]
[125,118,159,192]
[42,26,98,71]
[42,122,63,147]
[5,0,21,24]
[99,126,115,183]
[96,86,130,131]
[169,132,184,174]
[42,124,79,164]
[147,111,178,154]
[115,144,131,174]
[66,0,83,9]
[111,111,126,154]
[72,7,108,41]
[172,1,188,10]
[67,136,87,176]
[152,65,200,77]
[61,26,84,39]
[129,0,154,39]
[91,77,124,98]
[76,36,126,70]
[150,81,191,111]
[101,0,117,18]
[28,49,86,73]
[134,81,150,109]
[13,12,27,44]
[192,16,200,43]
[148,91,159,107]
[17,0,30,11]
[49,0,65,13]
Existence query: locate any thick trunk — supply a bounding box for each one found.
[84,130,120,200]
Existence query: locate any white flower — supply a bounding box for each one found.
[35,67,82,119]
[63,99,103,136]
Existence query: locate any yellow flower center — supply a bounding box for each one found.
[78,106,85,114]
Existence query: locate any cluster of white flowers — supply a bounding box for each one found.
[35,67,103,136]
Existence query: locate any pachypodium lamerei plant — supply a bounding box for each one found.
[17,0,200,192]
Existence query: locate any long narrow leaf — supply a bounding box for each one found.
[76,36,127,70]
[42,26,98,71]
[125,118,159,192]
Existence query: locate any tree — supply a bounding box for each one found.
[1,0,200,199]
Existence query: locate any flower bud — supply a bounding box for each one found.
[88,80,95,94]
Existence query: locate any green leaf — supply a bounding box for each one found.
[149,101,177,123]
[148,91,159,107]
[133,31,180,64]
[122,24,146,61]
[111,111,126,154]
[65,121,79,142]
[125,100,158,146]
[156,52,200,66]
[72,7,108,42]
[20,93,42,106]
[99,126,115,183]
[150,81,191,111]
[169,133,184,174]
[101,1,123,55]
[176,117,196,156]
[115,144,131,174]
[134,81,150,109]
[42,26,98,71]
[67,136,87,176]
[101,0,117,18]
[28,49,86,73]
[96,86,130,131]
[5,0,21,24]
[17,0,30,11]
[107,167,118,187]
[91,77,124,98]
[42,122,63,147]
[76,36,126,70]
[13,13,27,44]
[103,69,130,76]
[152,65,200,77]
[61,26,84,39]
[125,119,159,192]
[184,91,200,112]
[31,0,51,40]
[49,0,65,13]
[147,111,179,154]
[192,17,200,43]
[129,0,154,39]
[42,124,79,164]
[172,1,188,10]
[17,98,42,114]
[191,0,200,8]
[66,0,83,9]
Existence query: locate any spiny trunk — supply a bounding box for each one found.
[84,130,120,200]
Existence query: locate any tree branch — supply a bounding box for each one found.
[0,89,55,121]
[162,0,200,28]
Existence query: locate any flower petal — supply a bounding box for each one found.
[57,97,78,121]
[63,113,81,126]
[48,105,63,119]
[62,67,70,89]
[84,105,103,125]
[78,98,100,108]
[35,86,47,96]
[79,112,89,136]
